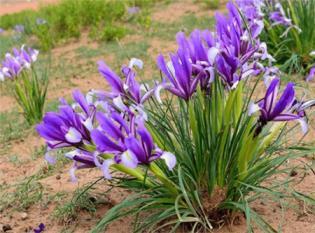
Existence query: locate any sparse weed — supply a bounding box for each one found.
[0,175,43,211]
[203,0,221,9]
[0,110,31,144]
[8,154,22,165]
[53,179,108,224]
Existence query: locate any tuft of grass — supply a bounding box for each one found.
[0,175,43,211]
[53,178,109,224]
[202,0,221,9]
[0,110,31,144]
[7,154,22,165]
[100,24,127,42]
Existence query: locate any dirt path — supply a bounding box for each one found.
[0,0,58,16]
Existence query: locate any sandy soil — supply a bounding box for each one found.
[0,0,58,16]
[0,0,314,233]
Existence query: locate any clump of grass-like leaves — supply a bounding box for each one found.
[1,46,48,125]
[35,1,315,232]
[91,79,315,232]
[261,0,315,74]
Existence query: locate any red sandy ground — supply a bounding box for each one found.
[0,0,58,16]
[0,0,314,233]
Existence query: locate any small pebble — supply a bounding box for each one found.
[290,169,298,177]
[56,174,61,180]
[21,212,28,220]
[2,224,12,232]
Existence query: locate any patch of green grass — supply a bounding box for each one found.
[75,46,104,59]
[0,110,31,144]
[0,175,43,211]
[115,41,150,62]
[100,24,127,42]
[7,154,23,165]
[31,145,46,160]
[201,0,221,9]
[45,99,61,112]
[0,0,159,50]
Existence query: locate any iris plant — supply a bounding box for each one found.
[37,1,315,232]
[0,45,47,124]
[242,0,315,78]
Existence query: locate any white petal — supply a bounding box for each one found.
[263,75,276,87]
[121,150,138,169]
[166,61,175,77]
[86,92,93,104]
[207,47,219,65]
[45,149,56,164]
[161,152,176,170]
[31,49,39,62]
[204,67,215,83]
[0,72,4,81]
[309,51,315,57]
[242,69,254,79]
[298,118,308,135]
[129,58,143,69]
[113,95,127,111]
[248,102,261,116]
[70,166,78,182]
[101,159,115,179]
[123,83,129,91]
[154,84,164,104]
[65,127,82,143]
[231,81,239,90]
[65,150,78,159]
[301,100,315,109]
[83,117,94,131]
[93,151,102,167]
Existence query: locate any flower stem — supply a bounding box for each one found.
[149,163,178,195]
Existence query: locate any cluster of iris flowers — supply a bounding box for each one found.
[0,45,47,125]
[36,1,315,231]
[238,0,315,80]
[0,45,38,81]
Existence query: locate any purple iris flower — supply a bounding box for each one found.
[157,50,199,101]
[0,45,39,80]
[34,223,45,233]
[14,24,24,33]
[175,30,217,90]
[236,0,265,38]
[157,1,266,92]
[36,90,95,150]
[249,78,310,134]
[91,111,176,179]
[306,66,315,82]
[128,6,140,15]
[0,28,4,34]
[0,54,23,80]
[250,78,298,122]
[213,2,261,88]
[97,58,155,105]
[269,3,292,27]
[36,18,47,25]
[269,3,301,37]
